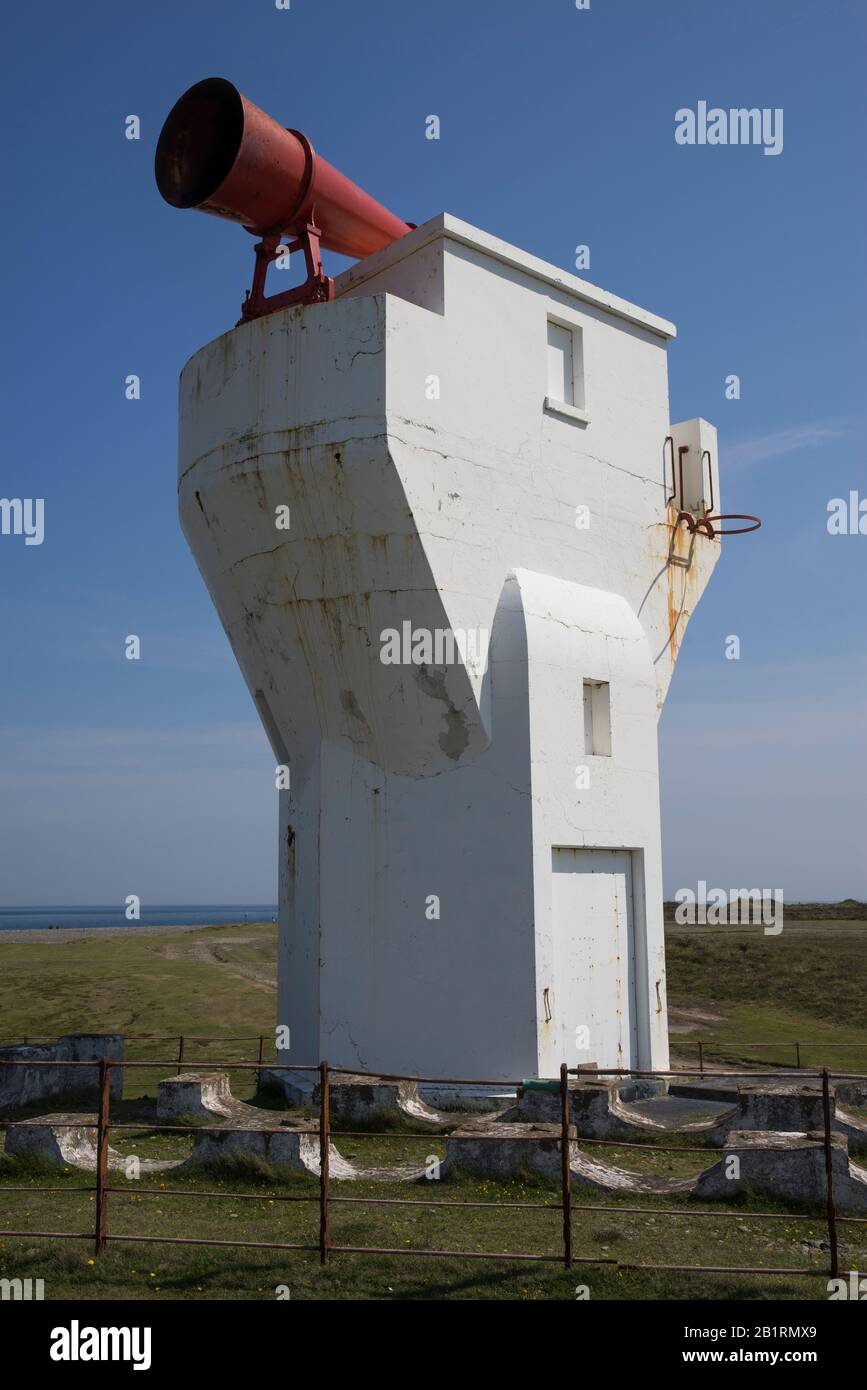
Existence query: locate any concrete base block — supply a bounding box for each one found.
[838,1081,867,1109]
[444,1114,867,1208]
[719,1084,867,1149]
[0,1034,124,1112]
[260,1067,452,1127]
[444,1117,695,1194]
[257,1067,316,1108]
[730,1084,826,1134]
[163,1071,427,1180]
[186,1116,426,1182]
[695,1130,867,1213]
[444,1120,570,1179]
[511,1079,867,1151]
[187,1118,356,1177]
[158,1071,246,1122]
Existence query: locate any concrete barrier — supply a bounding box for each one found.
[513,1078,867,1151]
[158,1071,428,1180]
[444,1119,570,1180]
[443,1116,695,1194]
[259,1068,451,1127]
[0,1034,123,1112]
[721,1083,867,1149]
[157,1071,237,1122]
[695,1129,867,1212]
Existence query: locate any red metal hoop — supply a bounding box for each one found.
[698,514,762,537]
[676,511,761,539]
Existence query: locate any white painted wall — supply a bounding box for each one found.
[177,214,721,1080]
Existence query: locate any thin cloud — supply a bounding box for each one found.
[725,422,848,469]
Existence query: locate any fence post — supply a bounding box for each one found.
[94,1058,111,1256]
[821,1068,839,1280]
[795,1041,801,1070]
[319,1060,331,1265]
[697,1039,704,1077]
[560,1061,573,1269]
[257,1035,265,1069]
[176,1034,185,1075]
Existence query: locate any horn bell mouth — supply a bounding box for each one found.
[155,77,244,210]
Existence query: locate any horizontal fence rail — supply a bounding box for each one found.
[1,1053,863,1283]
[687,1038,867,1076]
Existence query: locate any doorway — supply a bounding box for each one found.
[551,847,638,1067]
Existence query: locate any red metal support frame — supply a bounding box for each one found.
[238,225,334,325]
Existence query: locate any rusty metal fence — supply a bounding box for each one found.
[689,1038,867,1076]
[1,1056,865,1283]
[5,1031,866,1080]
[0,1033,271,1076]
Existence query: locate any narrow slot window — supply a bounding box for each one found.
[582,679,611,756]
[547,320,575,405]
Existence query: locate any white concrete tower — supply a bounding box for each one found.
[178,214,721,1083]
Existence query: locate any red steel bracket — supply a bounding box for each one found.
[238,224,334,325]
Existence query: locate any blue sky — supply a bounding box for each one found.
[0,0,864,905]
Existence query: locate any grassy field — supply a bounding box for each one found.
[0,916,865,1300]
[0,924,277,1100]
[1,917,863,1081]
[666,921,867,1073]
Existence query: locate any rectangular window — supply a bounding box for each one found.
[547,320,574,405]
[546,318,586,419]
[582,679,611,756]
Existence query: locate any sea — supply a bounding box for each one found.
[0,905,277,932]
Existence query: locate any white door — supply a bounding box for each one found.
[551,848,637,1068]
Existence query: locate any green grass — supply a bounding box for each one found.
[0,1149,861,1302]
[665,923,867,1072]
[3,919,863,1085]
[0,922,277,1100]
